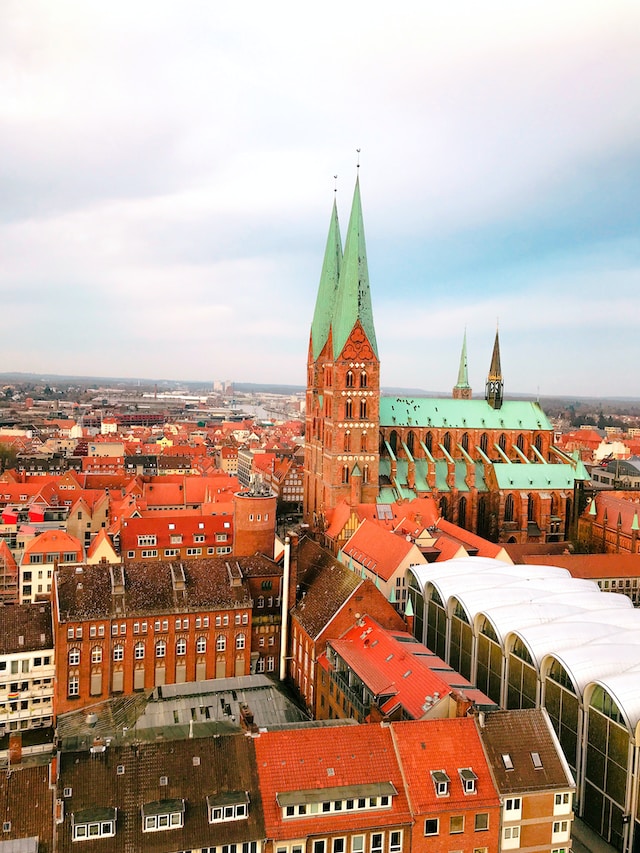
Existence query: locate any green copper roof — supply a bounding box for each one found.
[311,199,342,360]
[493,462,584,490]
[332,177,378,359]
[380,397,553,431]
[454,331,471,390]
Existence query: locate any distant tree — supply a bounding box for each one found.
[0,444,17,472]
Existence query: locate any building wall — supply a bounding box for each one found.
[234,492,276,558]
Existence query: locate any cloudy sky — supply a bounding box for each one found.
[2,1,639,397]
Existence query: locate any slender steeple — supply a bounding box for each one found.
[453,330,472,399]
[331,177,378,360]
[310,198,342,360]
[485,327,504,409]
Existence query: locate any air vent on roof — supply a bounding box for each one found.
[63,787,72,798]
[327,767,335,777]
[116,765,125,775]
[160,776,168,786]
[193,756,200,766]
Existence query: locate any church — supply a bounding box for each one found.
[303,177,589,544]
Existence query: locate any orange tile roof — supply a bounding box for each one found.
[342,520,416,582]
[254,723,411,840]
[23,528,83,556]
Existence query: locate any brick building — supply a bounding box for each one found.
[52,556,282,717]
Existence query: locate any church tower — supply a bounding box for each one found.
[485,328,504,410]
[304,178,380,526]
[452,330,472,399]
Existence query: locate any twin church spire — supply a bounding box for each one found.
[309,177,378,362]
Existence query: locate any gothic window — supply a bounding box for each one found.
[176,639,187,656]
[458,497,467,529]
[504,494,515,522]
[91,646,102,664]
[361,431,367,452]
[196,637,206,654]
[359,399,367,419]
[360,371,367,388]
[134,642,145,660]
[342,465,350,484]
[345,399,353,420]
[389,431,398,455]
[362,465,369,484]
[216,635,226,652]
[439,496,450,521]
[443,432,451,454]
[346,370,354,388]
[480,433,489,454]
[425,432,433,454]
[236,634,246,650]
[499,433,507,452]
[535,433,544,453]
[344,432,351,452]
[407,431,415,456]
[527,494,536,522]
[461,432,469,453]
[68,648,80,666]
[517,433,525,452]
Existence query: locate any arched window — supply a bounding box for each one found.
[499,433,507,452]
[517,434,525,452]
[504,493,515,522]
[344,399,353,419]
[68,648,80,666]
[361,431,367,452]
[216,635,226,652]
[236,634,245,650]
[425,432,433,453]
[439,496,449,520]
[389,431,398,455]
[535,434,544,453]
[342,465,350,484]
[176,639,187,656]
[407,431,415,456]
[458,497,467,529]
[134,642,145,660]
[359,399,367,419]
[461,432,469,453]
[346,370,354,388]
[155,642,166,659]
[362,465,369,484]
[91,646,102,664]
[113,645,124,662]
[527,494,536,522]
[344,431,351,452]
[360,371,367,388]
[480,433,489,454]
[443,432,451,454]
[196,637,206,654]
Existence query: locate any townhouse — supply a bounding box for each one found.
[120,511,234,562]
[0,602,55,734]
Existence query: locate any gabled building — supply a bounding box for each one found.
[289,538,406,713]
[391,717,501,853]
[254,723,411,853]
[477,709,575,853]
[20,529,83,604]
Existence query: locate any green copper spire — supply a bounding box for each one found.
[332,177,378,360]
[453,330,471,398]
[310,198,342,360]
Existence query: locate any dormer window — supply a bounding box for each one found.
[141,799,184,832]
[431,770,450,797]
[502,753,514,771]
[459,768,478,794]
[531,751,543,769]
[72,807,117,841]
[207,792,249,823]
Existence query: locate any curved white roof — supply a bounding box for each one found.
[545,643,640,701]
[590,665,640,732]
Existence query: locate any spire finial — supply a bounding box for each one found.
[356,148,361,170]
[334,174,338,195]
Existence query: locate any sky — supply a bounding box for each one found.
[1,1,639,398]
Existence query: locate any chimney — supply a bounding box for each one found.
[9,733,22,765]
[287,533,299,612]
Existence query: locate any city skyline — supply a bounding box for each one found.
[2,2,639,397]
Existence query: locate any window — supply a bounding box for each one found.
[141,549,158,558]
[370,839,383,853]
[552,821,569,840]
[333,839,345,853]
[450,815,464,834]
[143,808,184,832]
[197,637,207,653]
[68,648,80,666]
[217,636,226,652]
[156,642,166,658]
[505,797,521,813]
[91,647,102,664]
[475,813,489,831]
[459,768,478,794]
[137,535,157,546]
[313,842,326,853]
[134,642,145,660]
[72,815,116,840]
[68,676,79,697]
[554,792,571,814]
[352,837,364,853]
[113,645,124,662]
[236,634,245,650]
[186,547,202,556]
[531,751,543,769]
[208,799,249,823]
[425,818,439,835]
[503,826,520,841]
[176,639,186,656]
[194,534,205,543]
[389,831,402,853]
[431,770,450,796]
